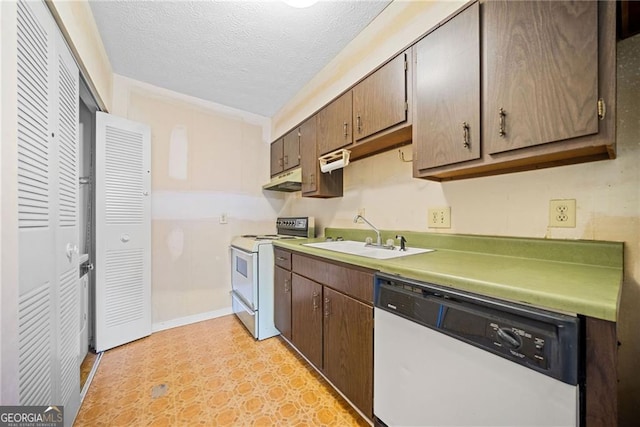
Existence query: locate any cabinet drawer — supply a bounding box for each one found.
[274,249,292,270]
[292,253,374,304]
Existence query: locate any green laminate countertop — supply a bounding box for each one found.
[273,229,623,321]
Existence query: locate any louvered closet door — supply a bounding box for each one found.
[16,0,56,406]
[55,32,80,424]
[95,112,151,352]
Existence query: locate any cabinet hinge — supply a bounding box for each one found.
[597,98,606,120]
[405,101,408,112]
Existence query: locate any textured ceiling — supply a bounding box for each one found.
[89,0,391,117]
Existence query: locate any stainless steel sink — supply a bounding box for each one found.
[303,240,433,260]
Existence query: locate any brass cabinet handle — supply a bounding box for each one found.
[276,256,287,261]
[498,108,506,137]
[356,115,362,133]
[343,122,348,137]
[278,158,283,167]
[284,154,289,166]
[312,291,319,311]
[324,297,331,317]
[284,278,290,293]
[462,122,470,149]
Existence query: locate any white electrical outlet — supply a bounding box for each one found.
[548,199,576,227]
[219,213,228,224]
[428,207,451,228]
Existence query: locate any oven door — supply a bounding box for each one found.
[230,246,258,311]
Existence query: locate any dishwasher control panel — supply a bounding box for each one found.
[486,320,552,370]
[375,274,580,385]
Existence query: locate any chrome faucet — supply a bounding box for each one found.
[353,214,381,247]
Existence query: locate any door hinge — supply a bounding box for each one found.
[405,101,409,112]
[597,98,606,120]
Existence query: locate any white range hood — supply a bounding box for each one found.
[262,168,302,192]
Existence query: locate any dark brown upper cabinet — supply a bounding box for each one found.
[317,91,353,156]
[270,128,300,177]
[413,2,480,173]
[300,115,343,198]
[416,0,615,181]
[484,1,598,154]
[273,50,412,181]
[316,50,412,161]
[353,52,408,142]
[270,138,284,176]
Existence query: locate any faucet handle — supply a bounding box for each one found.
[396,235,407,251]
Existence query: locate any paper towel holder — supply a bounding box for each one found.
[319,149,351,173]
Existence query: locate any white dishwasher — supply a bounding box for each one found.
[373,273,581,427]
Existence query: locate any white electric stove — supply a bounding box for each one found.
[230,217,314,339]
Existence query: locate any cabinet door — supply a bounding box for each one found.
[274,266,292,341]
[270,138,283,176]
[323,287,373,418]
[282,129,300,171]
[317,91,353,156]
[414,3,480,170]
[300,117,318,194]
[353,53,408,142]
[300,116,343,198]
[483,1,598,154]
[292,274,323,369]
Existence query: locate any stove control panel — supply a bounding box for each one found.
[276,217,315,238]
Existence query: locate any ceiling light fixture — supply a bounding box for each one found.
[283,0,319,8]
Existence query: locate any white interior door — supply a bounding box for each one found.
[17,0,56,406]
[95,111,151,352]
[17,2,81,423]
[55,30,80,423]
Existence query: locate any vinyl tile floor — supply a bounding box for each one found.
[79,350,97,391]
[74,315,369,426]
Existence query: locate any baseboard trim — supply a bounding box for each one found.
[152,307,233,333]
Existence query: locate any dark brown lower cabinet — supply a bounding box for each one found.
[291,274,323,369]
[323,287,374,419]
[280,251,375,421]
[274,248,619,424]
[585,317,617,426]
[273,266,292,340]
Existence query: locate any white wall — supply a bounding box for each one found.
[275,4,640,423]
[47,1,113,111]
[111,75,285,328]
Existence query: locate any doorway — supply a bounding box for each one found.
[78,77,101,399]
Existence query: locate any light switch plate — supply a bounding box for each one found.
[428,207,451,228]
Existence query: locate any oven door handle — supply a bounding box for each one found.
[230,291,255,316]
[230,245,255,256]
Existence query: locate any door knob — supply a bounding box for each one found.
[120,234,130,243]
